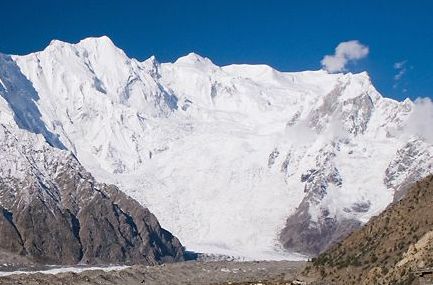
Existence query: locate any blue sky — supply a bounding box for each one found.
[0,0,432,101]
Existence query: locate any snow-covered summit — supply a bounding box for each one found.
[48,35,118,51]
[1,36,432,259]
[174,52,214,66]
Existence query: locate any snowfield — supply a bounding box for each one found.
[0,266,130,277]
[0,36,431,259]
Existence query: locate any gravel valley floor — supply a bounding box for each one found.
[0,260,306,285]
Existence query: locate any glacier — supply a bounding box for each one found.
[0,36,432,259]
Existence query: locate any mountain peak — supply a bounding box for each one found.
[349,70,371,82]
[47,39,68,48]
[142,55,160,75]
[174,52,215,67]
[47,36,115,48]
[143,55,158,65]
[46,36,122,58]
[78,35,116,47]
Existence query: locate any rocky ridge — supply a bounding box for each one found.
[305,175,433,284]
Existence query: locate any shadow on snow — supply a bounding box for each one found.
[0,54,65,150]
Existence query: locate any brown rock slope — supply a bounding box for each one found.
[0,157,185,265]
[0,124,185,266]
[303,174,433,285]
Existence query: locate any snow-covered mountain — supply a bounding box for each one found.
[0,52,185,265]
[2,36,432,259]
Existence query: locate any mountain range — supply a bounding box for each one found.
[0,36,432,261]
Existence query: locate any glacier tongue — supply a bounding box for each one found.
[4,36,433,259]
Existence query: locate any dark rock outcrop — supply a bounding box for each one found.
[0,160,185,265]
[280,146,355,255]
[280,199,361,255]
[0,125,185,266]
[0,207,24,255]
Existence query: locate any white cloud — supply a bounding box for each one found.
[321,40,369,73]
[393,60,406,69]
[393,60,407,88]
[394,69,406,81]
[404,98,433,144]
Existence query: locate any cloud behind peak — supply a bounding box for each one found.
[321,40,369,73]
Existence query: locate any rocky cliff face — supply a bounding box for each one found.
[277,85,432,255]
[0,100,184,265]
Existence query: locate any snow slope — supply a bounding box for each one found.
[0,52,185,266]
[3,36,432,259]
